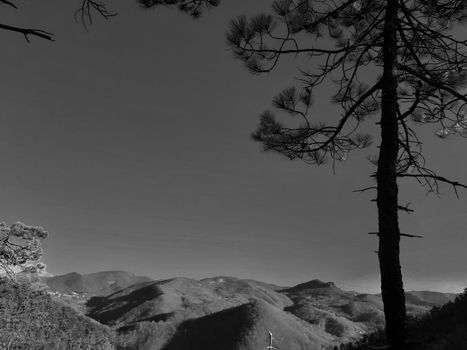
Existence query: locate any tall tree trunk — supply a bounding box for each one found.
[377,0,407,349]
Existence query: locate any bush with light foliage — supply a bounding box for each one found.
[0,221,48,276]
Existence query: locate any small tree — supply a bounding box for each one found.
[226,1,467,348]
[0,222,48,276]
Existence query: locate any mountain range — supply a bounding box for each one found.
[32,271,456,350]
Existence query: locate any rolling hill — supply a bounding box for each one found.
[42,270,152,296]
[161,299,337,350]
[87,276,292,326]
[3,268,458,350]
[3,268,459,350]
[281,279,456,335]
[80,273,455,350]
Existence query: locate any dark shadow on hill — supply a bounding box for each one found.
[141,312,174,323]
[160,299,329,350]
[87,282,163,324]
[116,312,175,334]
[161,303,255,350]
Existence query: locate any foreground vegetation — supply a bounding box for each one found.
[0,278,114,350]
[344,289,467,350]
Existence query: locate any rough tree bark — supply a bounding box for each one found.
[377,0,407,348]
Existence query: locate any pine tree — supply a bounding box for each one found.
[226,1,467,348]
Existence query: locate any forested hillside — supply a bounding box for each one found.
[343,290,467,350]
[0,278,115,350]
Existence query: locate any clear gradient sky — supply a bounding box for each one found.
[1,0,466,293]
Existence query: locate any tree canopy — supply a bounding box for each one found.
[0,222,48,276]
[227,0,467,188]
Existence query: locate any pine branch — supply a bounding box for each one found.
[396,65,467,103]
[308,80,382,153]
[138,0,219,18]
[398,173,467,198]
[75,0,117,30]
[0,23,54,41]
[0,0,17,9]
[368,232,423,238]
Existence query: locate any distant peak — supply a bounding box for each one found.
[287,279,336,291]
[86,270,135,276]
[202,276,240,283]
[63,272,82,277]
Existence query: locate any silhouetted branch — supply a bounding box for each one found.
[397,173,467,198]
[0,0,17,9]
[397,203,414,214]
[368,232,423,238]
[75,0,117,30]
[0,23,53,41]
[353,186,377,193]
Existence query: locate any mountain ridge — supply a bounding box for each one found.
[6,270,458,350]
[74,271,455,350]
[41,270,153,296]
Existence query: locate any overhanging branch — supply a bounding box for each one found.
[0,23,54,41]
[398,173,467,198]
[0,0,17,9]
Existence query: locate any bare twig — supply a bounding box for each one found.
[368,232,423,238]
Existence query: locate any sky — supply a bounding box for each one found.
[0,0,466,293]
